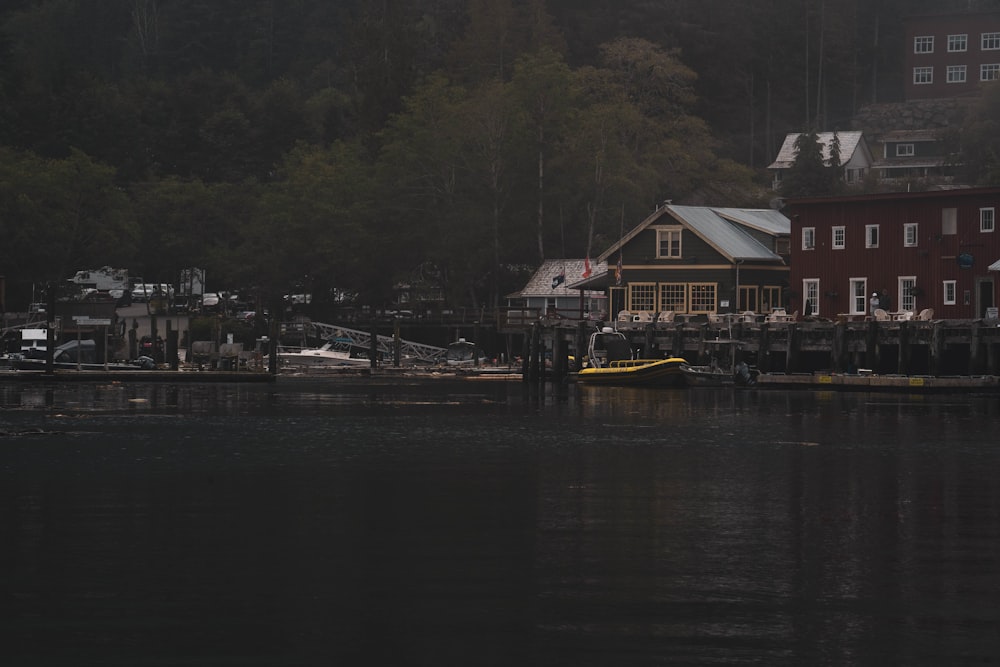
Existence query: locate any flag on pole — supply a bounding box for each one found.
[551,270,566,289]
[581,257,592,279]
[615,256,622,285]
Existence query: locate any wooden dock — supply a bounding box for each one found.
[518,316,1000,381]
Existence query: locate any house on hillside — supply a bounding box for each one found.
[784,187,1000,320]
[904,11,1000,101]
[569,205,790,320]
[768,131,874,191]
[506,258,608,319]
[870,129,956,185]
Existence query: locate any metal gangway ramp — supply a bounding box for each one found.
[293,320,448,364]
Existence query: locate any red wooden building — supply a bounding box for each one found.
[785,187,1000,320]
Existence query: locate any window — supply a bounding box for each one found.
[738,286,758,312]
[947,65,967,83]
[775,237,790,255]
[803,280,819,316]
[802,227,815,250]
[896,143,915,157]
[913,67,933,84]
[944,280,957,305]
[628,283,656,312]
[984,32,1000,50]
[866,224,879,248]
[850,279,868,315]
[914,36,934,53]
[689,284,717,313]
[658,283,687,313]
[904,223,918,247]
[656,227,682,258]
[942,208,957,235]
[948,34,968,52]
[982,64,1000,81]
[982,207,996,233]
[899,277,916,312]
[832,226,845,249]
[761,286,782,313]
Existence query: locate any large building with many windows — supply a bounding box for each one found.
[785,187,1000,321]
[905,11,1000,100]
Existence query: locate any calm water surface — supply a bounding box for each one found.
[1,377,999,665]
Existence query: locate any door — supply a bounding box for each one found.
[977,278,995,318]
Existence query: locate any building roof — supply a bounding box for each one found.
[597,204,788,264]
[768,131,866,170]
[510,259,608,298]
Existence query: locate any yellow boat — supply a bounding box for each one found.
[575,327,687,386]
[576,356,689,386]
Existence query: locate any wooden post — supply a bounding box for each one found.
[521,330,531,380]
[832,321,846,373]
[672,323,684,357]
[929,321,944,376]
[576,321,589,370]
[552,329,565,381]
[393,318,401,367]
[785,323,800,373]
[865,320,880,371]
[969,321,982,375]
[369,321,378,369]
[897,320,910,376]
[644,323,656,358]
[758,323,771,373]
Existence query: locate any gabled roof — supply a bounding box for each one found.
[596,205,788,264]
[768,131,867,170]
[510,259,608,298]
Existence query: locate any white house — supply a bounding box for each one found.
[768,130,873,190]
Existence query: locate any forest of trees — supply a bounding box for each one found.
[2,0,1000,312]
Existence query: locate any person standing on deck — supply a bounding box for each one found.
[870,292,880,316]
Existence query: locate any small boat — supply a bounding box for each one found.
[681,340,757,387]
[576,327,687,387]
[444,338,487,367]
[276,337,372,368]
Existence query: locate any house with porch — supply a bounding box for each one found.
[784,186,1000,320]
[506,258,608,320]
[568,204,790,322]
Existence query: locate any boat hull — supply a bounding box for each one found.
[576,358,687,387]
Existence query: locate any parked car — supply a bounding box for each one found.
[200,292,221,310]
[131,283,174,302]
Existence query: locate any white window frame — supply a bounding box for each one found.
[802,227,815,250]
[904,223,918,247]
[984,32,1000,50]
[899,277,917,312]
[947,65,967,83]
[896,143,915,157]
[850,278,868,316]
[981,207,996,233]
[866,224,879,249]
[832,226,845,249]
[913,67,933,84]
[655,227,683,259]
[948,34,968,52]
[803,279,820,317]
[943,280,957,306]
[914,36,934,53]
[982,64,1000,81]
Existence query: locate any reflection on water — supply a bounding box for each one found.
[2,378,1000,665]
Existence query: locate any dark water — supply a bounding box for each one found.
[1,378,999,666]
